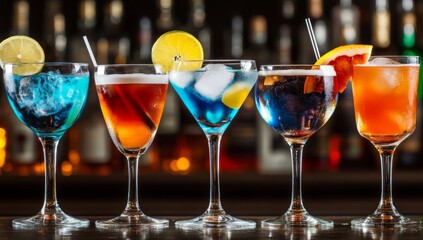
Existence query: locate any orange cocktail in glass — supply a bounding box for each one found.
[351,56,420,228]
[94,64,169,228]
[352,61,419,145]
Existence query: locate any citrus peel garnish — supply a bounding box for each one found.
[304,44,373,94]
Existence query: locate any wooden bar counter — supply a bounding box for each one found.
[0,216,422,239]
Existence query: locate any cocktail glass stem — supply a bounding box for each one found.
[96,153,169,227]
[175,132,255,229]
[124,155,142,214]
[206,134,225,215]
[262,141,333,227]
[374,146,400,217]
[40,137,61,215]
[351,144,419,228]
[13,136,89,227]
[287,142,306,215]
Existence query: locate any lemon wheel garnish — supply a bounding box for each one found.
[151,30,204,73]
[0,35,45,75]
[222,82,252,109]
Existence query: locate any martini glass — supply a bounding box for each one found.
[94,64,169,228]
[350,56,420,228]
[169,59,258,229]
[255,65,337,228]
[3,62,90,227]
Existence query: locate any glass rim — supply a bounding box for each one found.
[173,59,255,63]
[260,64,333,68]
[95,63,161,68]
[368,55,420,58]
[258,65,336,76]
[2,62,89,66]
[355,55,420,66]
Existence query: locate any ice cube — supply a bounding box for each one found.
[366,58,402,92]
[368,57,401,65]
[17,71,68,117]
[389,112,408,132]
[384,72,400,89]
[169,71,194,88]
[194,64,235,101]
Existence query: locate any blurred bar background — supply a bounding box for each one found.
[0,0,423,217]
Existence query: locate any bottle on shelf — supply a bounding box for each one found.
[155,0,176,33]
[298,0,331,170]
[329,0,372,171]
[68,0,97,63]
[397,0,423,168]
[66,0,120,175]
[97,0,130,64]
[244,15,272,66]
[184,0,212,58]
[154,0,179,135]
[331,0,360,46]
[223,14,243,59]
[224,15,272,172]
[11,0,29,36]
[231,15,244,59]
[277,0,295,64]
[153,0,184,172]
[371,0,393,54]
[298,0,330,63]
[132,17,153,64]
[7,0,41,175]
[43,0,67,61]
[258,0,295,174]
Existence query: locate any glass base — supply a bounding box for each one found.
[96,211,168,228]
[261,212,334,228]
[351,214,420,228]
[13,209,89,227]
[175,213,256,229]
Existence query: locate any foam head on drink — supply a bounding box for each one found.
[94,73,168,85]
[258,67,336,78]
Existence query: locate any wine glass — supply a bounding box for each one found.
[255,65,337,227]
[169,59,258,229]
[350,56,420,228]
[94,64,169,227]
[2,62,90,226]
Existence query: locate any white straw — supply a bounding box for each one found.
[83,36,98,67]
[305,18,321,60]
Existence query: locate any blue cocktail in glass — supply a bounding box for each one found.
[255,65,337,228]
[3,62,90,227]
[170,60,258,229]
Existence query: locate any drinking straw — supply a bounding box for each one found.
[305,18,321,60]
[83,36,98,67]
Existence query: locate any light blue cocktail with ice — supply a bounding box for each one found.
[3,62,89,227]
[169,60,258,229]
